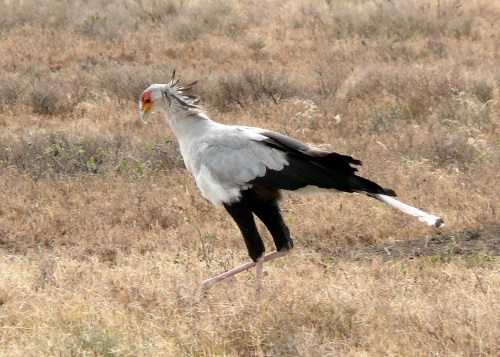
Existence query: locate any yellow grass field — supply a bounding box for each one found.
[0,0,499,355]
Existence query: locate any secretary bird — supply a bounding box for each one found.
[139,72,444,293]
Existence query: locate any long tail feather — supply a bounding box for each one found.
[372,194,444,227]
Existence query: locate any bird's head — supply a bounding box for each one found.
[139,83,168,122]
[139,73,201,123]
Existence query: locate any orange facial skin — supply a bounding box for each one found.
[140,91,153,121]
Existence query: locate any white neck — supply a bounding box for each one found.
[160,102,213,140]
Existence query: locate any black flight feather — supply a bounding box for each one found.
[250,131,396,196]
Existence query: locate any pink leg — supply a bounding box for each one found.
[255,254,264,296]
[201,250,290,293]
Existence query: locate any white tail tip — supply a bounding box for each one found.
[373,194,444,228]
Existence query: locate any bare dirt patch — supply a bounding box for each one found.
[348,225,499,261]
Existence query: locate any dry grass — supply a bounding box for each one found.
[0,0,499,355]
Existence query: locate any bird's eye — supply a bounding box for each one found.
[144,98,151,104]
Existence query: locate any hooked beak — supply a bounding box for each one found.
[140,102,151,122]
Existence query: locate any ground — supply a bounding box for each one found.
[349,225,500,261]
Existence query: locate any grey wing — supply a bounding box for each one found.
[191,127,289,205]
[201,134,288,185]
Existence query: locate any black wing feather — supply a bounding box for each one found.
[250,131,396,196]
